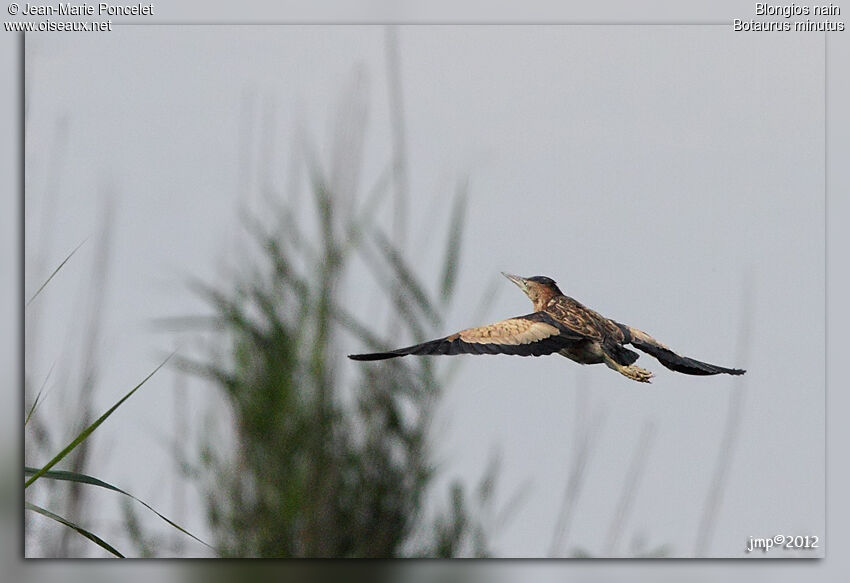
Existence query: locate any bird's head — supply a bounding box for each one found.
[502,273,563,311]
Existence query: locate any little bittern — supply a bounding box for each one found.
[349,273,745,383]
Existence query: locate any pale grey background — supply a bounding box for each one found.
[4,3,847,579]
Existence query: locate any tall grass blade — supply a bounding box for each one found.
[439,182,467,304]
[149,315,222,332]
[25,501,124,558]
[372,229,442,327]
[357,241,430,342]
[24,467,213,550]
[25,361,55,426]
[331,303,392,351]
[342,162,393,257]
[26,239,86,307]
[25,354,172,489]
[604,421,656,556]
[694,274,754,556]
[549,388,606,557]
[384,25,410,252]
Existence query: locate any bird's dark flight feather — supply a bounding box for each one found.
[604,341,641,366]
[348,311,582,361]
[629,336,745,376]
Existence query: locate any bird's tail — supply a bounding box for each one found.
[625,326,745,376]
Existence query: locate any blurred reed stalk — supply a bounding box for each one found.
[694,274,754,556]
[548,381,607,557]
[604,420,656,557]
[384,25,409,256]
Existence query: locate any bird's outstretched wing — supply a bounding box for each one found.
[624,326,745,376]
[348,312,585,361]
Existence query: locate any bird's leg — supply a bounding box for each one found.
[602,353,654,383]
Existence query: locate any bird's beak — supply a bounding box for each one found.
[501,272,528,292]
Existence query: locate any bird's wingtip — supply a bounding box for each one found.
[349,352,397,361]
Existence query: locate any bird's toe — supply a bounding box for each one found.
[627,365,654,383]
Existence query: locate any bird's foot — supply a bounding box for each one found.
[602,353,654,383]
[621,364,654,383]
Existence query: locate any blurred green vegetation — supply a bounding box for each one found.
[172,143,495,557]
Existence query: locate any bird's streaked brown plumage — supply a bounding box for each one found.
[348,273,746,383]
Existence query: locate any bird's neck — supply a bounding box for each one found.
[532,291,560,312]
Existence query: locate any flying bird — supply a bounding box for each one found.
[348,273,745,383]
